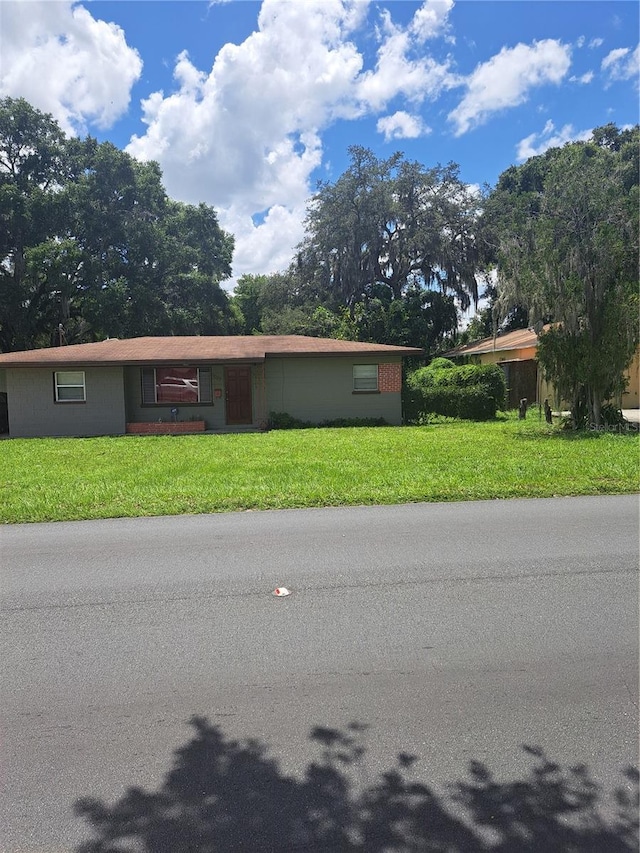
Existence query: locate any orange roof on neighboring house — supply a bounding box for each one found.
[0,336,423,367]
[443,327,543,358]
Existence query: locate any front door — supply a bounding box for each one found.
[225,366,253,425]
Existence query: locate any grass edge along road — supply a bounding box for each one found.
[1,417,638,523]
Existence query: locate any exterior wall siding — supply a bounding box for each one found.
[5,356,408,437]
[473,344,640,411]
[470,348,552,407]
[621,349,639,409]
[265,356,403,425]
[6,367,126,437]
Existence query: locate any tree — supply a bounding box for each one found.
[298,146,482,316]
[231,269,458,354]
[0,97,68,351]
[65,139,237,340]
[231,274,267,334]
[349,284,458,352]
[0,97,238,351]
[462,283,528,345]
[484,125,639,425]
[231,271,333,337]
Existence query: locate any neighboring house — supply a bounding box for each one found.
[0,336,422,438]
[443,328,640,410]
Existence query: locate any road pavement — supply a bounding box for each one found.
[1,495,638,851]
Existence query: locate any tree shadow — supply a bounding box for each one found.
[75,718,638,852]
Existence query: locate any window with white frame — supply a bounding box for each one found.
[141,366,212,404]
[54,371,86,402]
[353,364,378,391]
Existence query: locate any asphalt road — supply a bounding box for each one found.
[1,495,638,851]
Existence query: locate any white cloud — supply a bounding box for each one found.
[449,39,571,136]
[0,0,461,282]
[222,202,309,288]
[602,47,631,70]
[410,0,454,42]
[354,8,459,111]
[377,111,430,141]
[569,71,594,84]
[126,0,459,281]
[125,0,368,280]
[0,0,142,135]
[601,45,640,83]
[576,36,585,49]
[589,37,604,49]
[516,120,592,161]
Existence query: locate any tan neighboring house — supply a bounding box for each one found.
[444,328,640,411]
[0,335,422,438]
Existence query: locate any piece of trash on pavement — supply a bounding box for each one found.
[272,587,291,597]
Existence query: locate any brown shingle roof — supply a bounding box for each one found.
[0,336,423,367]
[442,327,541,357]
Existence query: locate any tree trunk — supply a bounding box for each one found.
[590,389,602,428]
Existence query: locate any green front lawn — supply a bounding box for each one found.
[1,416,638,523]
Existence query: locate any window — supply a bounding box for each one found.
[54,371,86,402]
[353,364,378,392]
[141,367,212,404]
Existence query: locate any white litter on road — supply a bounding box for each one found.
[272,587,291,597]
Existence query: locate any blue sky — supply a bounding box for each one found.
[1,0,638,291]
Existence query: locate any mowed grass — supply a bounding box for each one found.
[1,416,638,523]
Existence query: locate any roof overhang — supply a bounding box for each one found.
[0,336,423,368]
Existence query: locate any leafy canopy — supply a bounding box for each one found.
[483,124,639,425]
[0,97,237,352]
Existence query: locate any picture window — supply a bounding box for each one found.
[141,367,212,404]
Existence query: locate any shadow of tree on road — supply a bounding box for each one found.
[75,717,638,852]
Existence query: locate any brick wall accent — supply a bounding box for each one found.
[378,363,402,393]
[126,421,205,434]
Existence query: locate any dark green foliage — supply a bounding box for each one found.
[419,386,497,420]
[299,146,481,313]
[483,124,640,425]
[268,411,312,430]
[231,149,492,355]
[0,97,237,352]
[320,416,388,428]
[406,362,506,421]
[461,283,528,345]
[268,412,388,430]
[599,404,628,428]
[232,146,483,354]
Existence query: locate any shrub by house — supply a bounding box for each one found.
[406,360,506,421]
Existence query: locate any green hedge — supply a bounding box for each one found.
[425,357,456,371]
[268,412,388,430]
[405,360,506,421]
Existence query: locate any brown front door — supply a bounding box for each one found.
[225,366,253,425]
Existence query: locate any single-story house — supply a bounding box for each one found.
[443,328,640,410]
[0,335,423,438]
